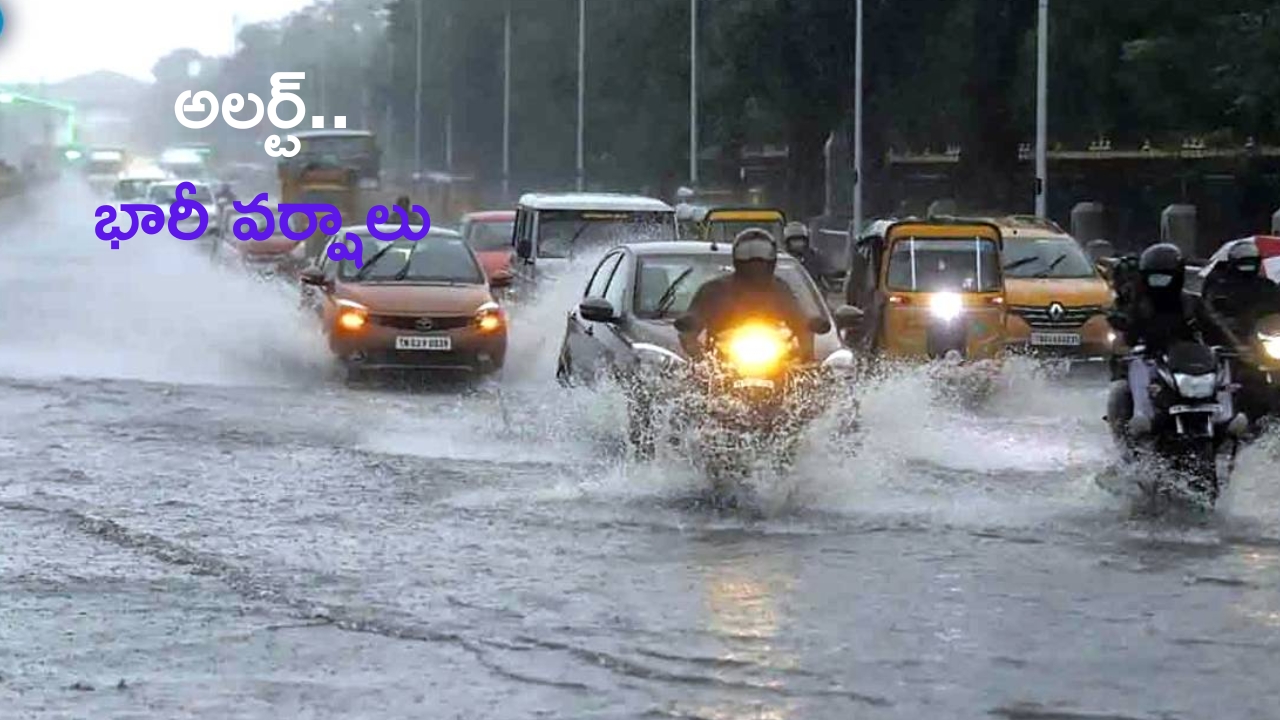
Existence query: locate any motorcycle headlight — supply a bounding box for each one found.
[821,348,856,372]
[720,324,789,377]
[335,299,369,331]
[929,292,962,321]
[1259,333,1280,360]
[1173,372,1217,400]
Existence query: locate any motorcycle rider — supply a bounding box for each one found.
[1198,241,1280,428]
[678,228,816,362]
[782,221,835,286]
[1199,241,1280,348]
[1107,243,1202,438]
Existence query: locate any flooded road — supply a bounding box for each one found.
[3,184,1280,719]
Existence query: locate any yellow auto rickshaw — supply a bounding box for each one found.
[678,205,787,243]
[844,218,1007,360]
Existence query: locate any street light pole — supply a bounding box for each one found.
[502,0,512,202]
[689,0,698,188]
[414,0,424,174]
[852,0,864,252]
[575,0,585,191]
[445,8,454,174]
[1035,0,1048,217]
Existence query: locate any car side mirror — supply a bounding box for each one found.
[516,238,532,260]
[299,267,330,290]
[808,316,833,334]
[578,297,618,323]
[489,273,512,288]
[834,304,865,330]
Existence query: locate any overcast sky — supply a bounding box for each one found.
[0,0,315,84]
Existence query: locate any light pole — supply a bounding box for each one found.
[502,0,512,202]
[1034,0,1048,217]
[575,0,585,191]
[444,8,454,173]
[414,0,424,174]
[851,0,864,252]
[689,0,698,188]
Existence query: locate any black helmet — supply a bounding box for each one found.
[1138,242,1184,292]
[1227,240,1262,276]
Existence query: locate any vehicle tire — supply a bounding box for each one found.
[555,344,574,387]
[627,393,656,461]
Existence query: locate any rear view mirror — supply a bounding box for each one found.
[834,305,865,330]
[578,297,618,323]
[489,273,513,288]
[299,268,329,288]
[516,238,532,260]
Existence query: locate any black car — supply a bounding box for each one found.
[555,241,861,385]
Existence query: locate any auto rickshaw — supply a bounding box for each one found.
[844,218,1008,360]
[678,205,787,243]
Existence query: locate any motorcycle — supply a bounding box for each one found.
[1106,340,1248,507]
[630,318,836,505]
[1235,313,1280,432]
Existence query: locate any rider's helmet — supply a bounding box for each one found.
[1138,242,1185,297]
[1085,238,1115,265]
[732,227,778,282]
[1226,240,1262,277]
[782,221,810,255]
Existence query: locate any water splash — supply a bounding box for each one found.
[0,180,331,387]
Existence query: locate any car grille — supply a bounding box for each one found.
[1009,304,1104,329]
[370,314,473,331]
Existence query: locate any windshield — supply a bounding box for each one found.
[537,210,675,258]
[704,220,786,243]
[465,220,514,251]
[335,236,484,284]
[1002,237,1097,279]
[148,183,212,204]
[113,179,156,201]
[886,237,1002,292]
[632,254,826,320]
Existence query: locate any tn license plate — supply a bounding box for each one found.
[1030,332,1081,347]
[395,335,451,351]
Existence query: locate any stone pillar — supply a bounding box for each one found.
[1070,201,1107,242]
[1161,204,1197,258]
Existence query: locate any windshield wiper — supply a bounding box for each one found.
[653,267,695,319]
[1032,253,1070,278]
[1003,256,1040,272]
[355,243,399,281]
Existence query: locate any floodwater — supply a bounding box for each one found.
[2,182,1280,719]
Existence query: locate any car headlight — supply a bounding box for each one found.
[335,299,369,331]
[821,348,856,372]
[720,323,789,377]
[1259,333,1280,360]
[634,342,686,370]
[1173,372,1217,400]
[929,292,962,321]
[474,301,504,333]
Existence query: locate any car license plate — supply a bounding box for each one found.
[395,335,451,351]
[733,378,775,389]
[1030,332,1081,347]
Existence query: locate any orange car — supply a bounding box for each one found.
[459,210,516,287]
[299,225,507,380]
[990,216,1115,363]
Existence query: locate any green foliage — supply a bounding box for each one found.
[150,0,1280,213]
